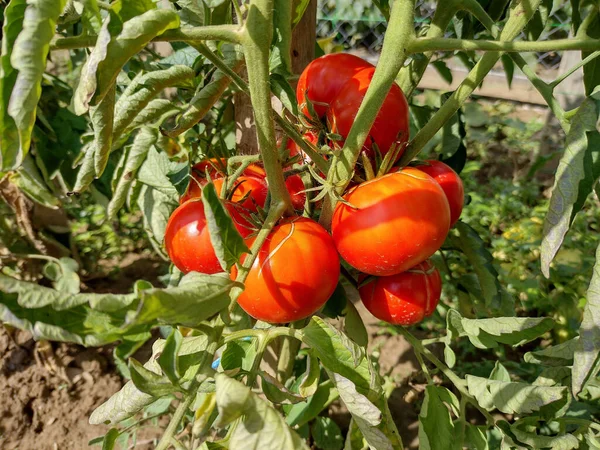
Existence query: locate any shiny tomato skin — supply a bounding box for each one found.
[213,176,268,211]
[297,53,372,119]
[416,160,464,226]
[285,174,306,210]
[327,67,409,158]
[359,259,442,325]
[331,167,450,276]
[286,131,319,163]
[235,217,340,323]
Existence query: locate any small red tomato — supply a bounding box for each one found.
[213,176,268,212]
[234,217,340,323]
[285,131,319,163]
[359,259,442,325]
[416,160,464,226]
[331,167,450,276]
[285,174,306,210]
[165,199,253,275]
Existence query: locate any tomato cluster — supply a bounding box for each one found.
[164,54,465,327]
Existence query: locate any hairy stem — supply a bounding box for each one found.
[407,37,600,53]
[319,0,417,228]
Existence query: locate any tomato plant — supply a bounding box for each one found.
[1,0,600,449]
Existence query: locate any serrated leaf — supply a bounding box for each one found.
[541,90,600,277]
[176,0,205,27]
[163,46,242,138]
[533,366,571,387]
[418,386,456,450]
[129,358,177,397]
[460,316,555,349]
[260,371,304,404]
[92,83,116,177]
[510,417,579,450]
[132,272,237,327]
[466,375,568,414]
[112,65,195,143]
[160,45,201,65]
[74,9,180,114]
[158,328,183,385]
[0,0,26,170]
[201,181,250,271]
[6,0,67,165]
[465,425,489,450]
[220,339,257,372]
[128,98,180,132]
[312,416,344,450]
[331,372,382,426]
[215,374,310,450]
[524,338,578,366]
[573,242,600,395]
[107,127,156,220]
[452,222,514,315]
[432,60,453,84]
[137,184,176,257]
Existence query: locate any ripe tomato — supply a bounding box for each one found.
[234,217,340,323]
[285,131,319,163]
[331,167,450,276]
[212,176,268,211]
[297,53,371,119]
[415,160,464,226]
[326,68,409,158]
[359,259,441,325]
[164,199,253,275]
[297,53,409,158]
[285,174,306,210]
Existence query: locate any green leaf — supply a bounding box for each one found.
[439,108,467,174]
[91,84,116,177]
[270,73,298,116]
[344,419,368,450]
[322,282,348,319]
[292,0,311,26]
[215,374,310,449]
[510,417,579,450]
[285,381,339,428]
[6,0,67,166]
[572,242,600,395]
[220,339,257,372]
[176,0,205,27]
[132,272,237,327]
[418,386,456,450]
[541,89,600,277]
[343,300,368,347]
[158,328,183,385]
[112,0,156,25]
[112,65,195,143]
[582,15,600,96]
[129,358,177,397]
[129,98,181,132]
[107,127,156,220]
[271,0,293,76]
[101,428,119,450]
[74,9,180,114]
[466,375,568,414]
[163,45,242,138]
[524,338,578,366]
[501,54,515,88]
[160,45,201,65]
[298,349,320,398]
[260,371,304,404]
[465,425,489,450]
[0,0,26,170]
[490,361,511,382]
[201,181,250,271]
[9,155,60,208]
[312,416,344,450]
[452,222,514,315]
[432,60,453,84]
[459,315,555,349]
[42,257,80,294]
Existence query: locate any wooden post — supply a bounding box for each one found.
[234,0,317,155]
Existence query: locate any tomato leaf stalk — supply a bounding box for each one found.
[319,0,417,229]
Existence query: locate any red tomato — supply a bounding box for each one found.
[359,259,442,325]
[234,217,340,323]
[326,68,409,159]
[416,160,464,226]
[297,54,409,159]
[285,131,319,163]
[297,53,372,118]
[285,174,306,210]
[164,199,253,275]
[213,176,268,211]
[331,167,450,276]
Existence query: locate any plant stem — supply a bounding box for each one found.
[396,326,496,425]
[399,0,542,166]
[397,0,459,97]
[319,0,417,229]
[551,50,600,88]
[221,327,302,345]
[51,25,242,50]
[407,37,600,53]
[276,318,309,383]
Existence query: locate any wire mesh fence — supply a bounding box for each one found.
[316,0,572,73]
